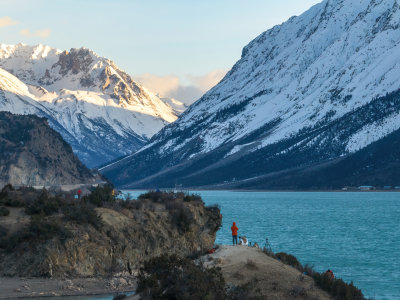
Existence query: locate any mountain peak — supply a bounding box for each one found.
[101,0,400,188]
[0,43,61,60]
[0,44,180,167]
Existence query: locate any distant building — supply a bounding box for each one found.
[359,186,375,191]
[383,186,392,190]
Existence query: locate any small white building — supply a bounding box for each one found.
[359,186,375,191]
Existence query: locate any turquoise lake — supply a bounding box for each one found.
[124,190,400,300]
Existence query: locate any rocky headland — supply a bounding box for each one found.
[0,188,364,299]
[0,188,221,278]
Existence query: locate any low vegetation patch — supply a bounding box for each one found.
[25,189,63,216]
[0,184,12,204]
[312,272,364,300]
[0,184,115,252]
[83,185,115,207]
[0,215,69,252]
[0,206,10,216]
[172,206,193,233]
[138,190,203,204]
[275,252,302,270]
[244,259,258,270]
[136,190,202,233]
[62,203,103,230]
[137,254,226,300]
[0,225,8,248]
[0,185,214,258]
[263,249,365,300]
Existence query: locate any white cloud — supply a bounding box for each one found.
[20,28,51,38]
[134,70,228,105]
[187,69,227,92]
[134,73,180,98]
[0,16,18,28]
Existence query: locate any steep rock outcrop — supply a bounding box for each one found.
[0,192,221,277]
[0,111,96,186]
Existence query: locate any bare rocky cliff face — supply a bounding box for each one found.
[0,190,222,278]
[0,111,96,186]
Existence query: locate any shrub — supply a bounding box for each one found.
[183,194,202,203]
[312,272,364,300]
[204,205,222,232]
[206,204,221,210]
[275,252,302,270]
[4,196,26,207]
[164,200,184,211]
[0,206,10,216]
[1,183,14,193]
[62,203,103,230]
[137,254,226,300]
[301,264,315,276]
[0,225,8,247]
[121,199,144,210]
[25,189,62,216]
[264,250,365,300]
[1,184,24,207]
[1,187,25,207]
[138,191,203,204]
[28,215,68,240]
[139,191,175,203]
[84,186,114,207]
[18,186,36,193]
[0,224,8,235]
[1,216,70,252]
[0,184,11,204]
[173,206,193,233]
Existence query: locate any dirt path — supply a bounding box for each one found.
[201,245,332,299]
[0,276,136,299]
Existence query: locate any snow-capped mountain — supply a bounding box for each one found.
[0,43,179,167]
[160,97,188,115]
[101,0,400,188]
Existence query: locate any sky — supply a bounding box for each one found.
[0,0,322,104]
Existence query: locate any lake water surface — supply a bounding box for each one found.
[124,190,400,300]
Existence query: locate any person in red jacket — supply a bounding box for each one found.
[325,269,335,280]
[231,222,238,245]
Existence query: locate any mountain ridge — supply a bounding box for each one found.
[0,43,185,167]
[101,0,400,188]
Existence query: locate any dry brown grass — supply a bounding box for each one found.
[204,246,332,300]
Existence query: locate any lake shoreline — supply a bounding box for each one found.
[122,188,400,193]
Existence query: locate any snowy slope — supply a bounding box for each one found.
[160,97,188,115]
[0,44,179,167]
[101,0,400,188]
